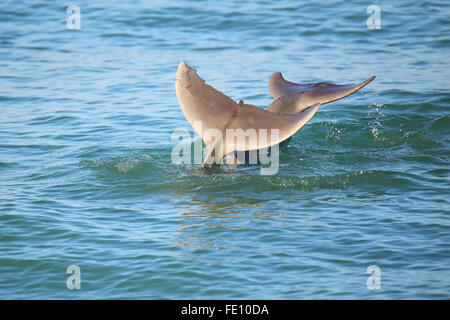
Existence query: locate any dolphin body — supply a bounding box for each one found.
[175,61,375,167]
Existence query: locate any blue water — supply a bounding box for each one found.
[0,0,449,299]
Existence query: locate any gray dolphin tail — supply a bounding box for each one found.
[175,61,321,166]
[267,73,375,114]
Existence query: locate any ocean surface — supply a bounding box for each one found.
[0,0,449,299]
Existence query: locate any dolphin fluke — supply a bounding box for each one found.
[175,61,321,166]
[267,72,375,114]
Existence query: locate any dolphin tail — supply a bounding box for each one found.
[267,73,375,114]
[175,61,321,166]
